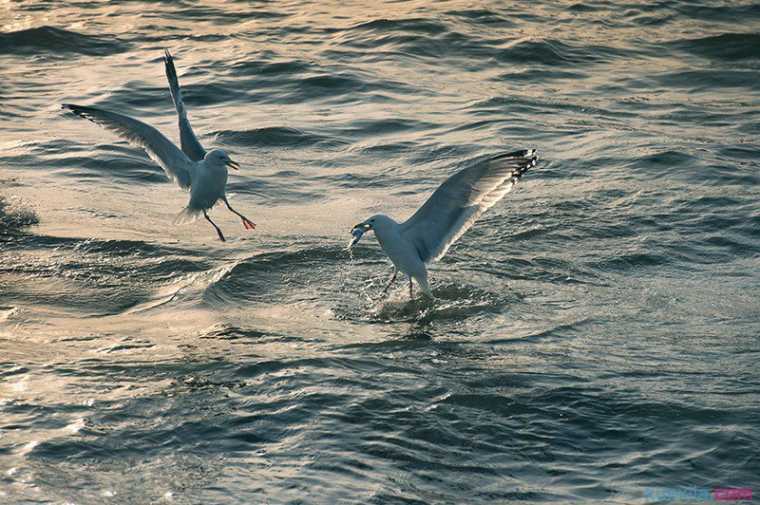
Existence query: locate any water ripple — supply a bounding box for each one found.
[0,26,128,56]
[2,1,759,503]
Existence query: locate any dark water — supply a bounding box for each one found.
[1,1,759,503]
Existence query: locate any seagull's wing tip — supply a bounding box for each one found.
[490,148,538,163]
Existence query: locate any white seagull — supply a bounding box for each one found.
[61,50,255,242]
[348,149,539,299]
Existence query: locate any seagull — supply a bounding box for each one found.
[348,149,538,300]
[60,50,255,242]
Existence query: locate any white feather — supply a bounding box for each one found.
[61,103,195,190]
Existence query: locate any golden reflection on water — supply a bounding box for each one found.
[0,0,758,503]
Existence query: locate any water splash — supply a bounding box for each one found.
[0,195,38,234]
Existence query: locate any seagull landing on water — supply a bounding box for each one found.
[348,149,539,300]
[61,50,255,242]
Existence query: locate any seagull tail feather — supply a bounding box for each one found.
[173,206,203,225]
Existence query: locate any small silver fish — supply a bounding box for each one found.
[347,226,365,250]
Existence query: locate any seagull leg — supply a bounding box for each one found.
[416,274,434,299]
[223,197,256,230]
[380,268,397,298]
[204,210,226,242]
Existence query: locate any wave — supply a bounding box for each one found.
[673,2,760,23]
[0,26,128,56]
[303,72,365,90]
[202,245,349,305]
[338,15,639,68]
[444,8,516,27]
[335,17,490,64]
[496,37,642,66]
[229,58,312,77]
[214,127,332,148]
[652,68,760,93]
[668,33,760,61]
[347,18,449,35]
[338,117,437,139]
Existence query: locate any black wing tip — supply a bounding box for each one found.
[514,152,538,180]
[164,48,178,76]
[61,103,100,123]
[492,148,538,161]
[489,148,539,181]
[61,103,85,114]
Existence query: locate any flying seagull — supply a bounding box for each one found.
[61,50,255,242]
[348,149,538,299]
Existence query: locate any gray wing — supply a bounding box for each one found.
[400,149,538,263]
[62,103,195,189]
[164,49,206,161]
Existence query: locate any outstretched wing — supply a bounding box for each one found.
[62,103,195,189]
[400,149,538,263]
[164,49,206,161]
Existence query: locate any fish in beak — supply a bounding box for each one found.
[226,159,241,171]
[347,222,371,249]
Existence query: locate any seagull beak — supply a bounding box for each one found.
[226,159,241,171]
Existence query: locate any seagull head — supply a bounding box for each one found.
[352,214,392,233]
[205,149,241,170]
[349,214,397,248]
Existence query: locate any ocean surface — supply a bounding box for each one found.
[1,1,759,503]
